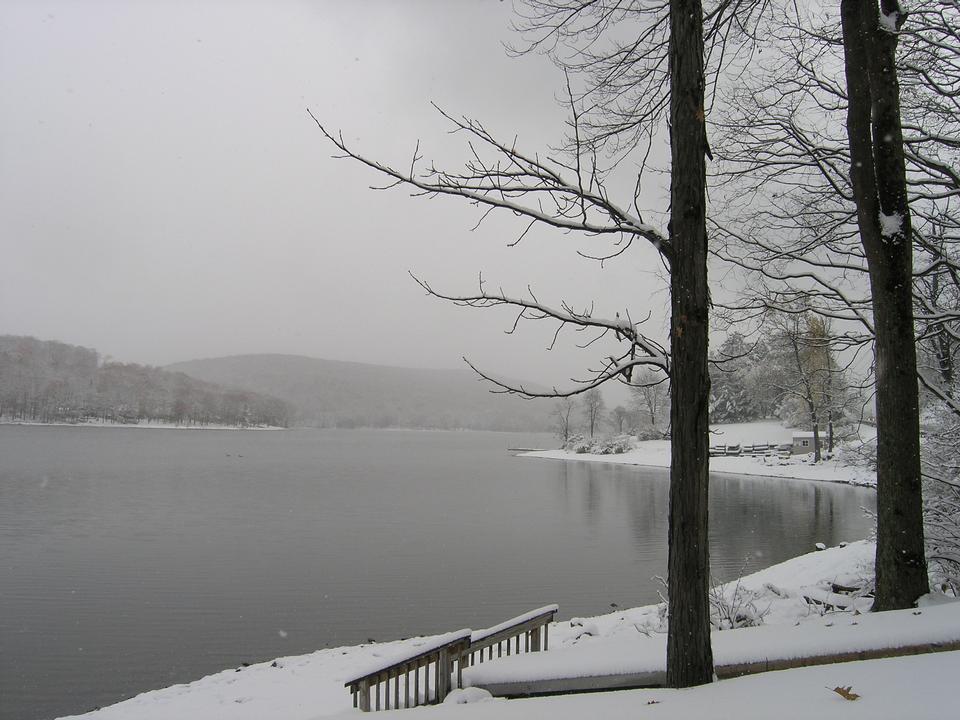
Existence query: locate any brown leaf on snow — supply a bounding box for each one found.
[829,685,861,701]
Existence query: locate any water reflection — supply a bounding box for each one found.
[1,427,876,720]
[549,459,875,583]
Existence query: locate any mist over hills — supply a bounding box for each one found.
[166,354,554,432]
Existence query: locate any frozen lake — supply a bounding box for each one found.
[0,426,876,720]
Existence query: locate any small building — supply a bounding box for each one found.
[791,431,817,454]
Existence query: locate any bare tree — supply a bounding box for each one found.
[840,0,928,610]
[307,0,777,686]
[712,1,960,415]
[583,387,606,437]
[763,311,849,461]
[631,367,669,431]
[553,396,578,442]
[710,0,948,610]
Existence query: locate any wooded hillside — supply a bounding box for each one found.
[0,336,291,427]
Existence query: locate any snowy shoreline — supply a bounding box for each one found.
[521,421,878,488]
[60,541,960,720]
[0,420,285,431]
[522,447,877,487]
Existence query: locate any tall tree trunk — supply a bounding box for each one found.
[840,0,928,610]
[666,0,713,687]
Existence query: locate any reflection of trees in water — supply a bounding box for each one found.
[550,461,876,585]
[708,476,875,581]
[553,462,668,533]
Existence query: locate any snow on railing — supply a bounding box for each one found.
[345,630,472,712]
[345,605,558,711]
[467,605,558,666]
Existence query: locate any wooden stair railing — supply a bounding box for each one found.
[465,605,558,666]
[345,605,558,711]
[345,630,472,711]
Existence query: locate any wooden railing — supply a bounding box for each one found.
[709,442,790,458]
[345,631,472,711]
[465,605,558,666]
[345,605,558,711]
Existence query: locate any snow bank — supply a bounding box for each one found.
[328,651,960,720]
[463,601,960,687]
[524,421,877,487]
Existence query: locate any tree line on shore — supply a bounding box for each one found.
[0,335,292,428]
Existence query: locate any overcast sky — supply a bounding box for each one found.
[0,0,673,394]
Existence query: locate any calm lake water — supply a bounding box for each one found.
[0,426,876,720]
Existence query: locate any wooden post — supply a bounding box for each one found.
[424,660,430,704]
[359,679,371,712]
[414,661,420,707]
[437,649,450,702]
[544,622,549,651]
[531,626,541,652]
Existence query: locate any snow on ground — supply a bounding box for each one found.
[463,600,960,686]
[339,650,960,720]
[524,421,878,487]
[62,541,959,720]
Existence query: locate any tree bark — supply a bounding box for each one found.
[840,0,928,610]
[666,0,713,687]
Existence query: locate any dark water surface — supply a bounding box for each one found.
[0,426,875,719]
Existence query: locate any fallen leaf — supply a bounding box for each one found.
[829,685,861,701]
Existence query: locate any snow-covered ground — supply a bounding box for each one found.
[524,421,878,487]
[61,541,959,720]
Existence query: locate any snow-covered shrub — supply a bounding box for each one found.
[563,433,592,453]
[563,433,635,454]
[593,434,635,454]
[709,576,770,630]
[635,427,665,441]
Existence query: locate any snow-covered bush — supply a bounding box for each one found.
[709,576,770,630]
[563,433,635,454]
[594,434,634,454]
[563,433,591,453]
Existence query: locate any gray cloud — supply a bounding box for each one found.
[1,0,671,397]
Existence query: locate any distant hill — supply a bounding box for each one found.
[166,354,554,431]
[0,335,291,427]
